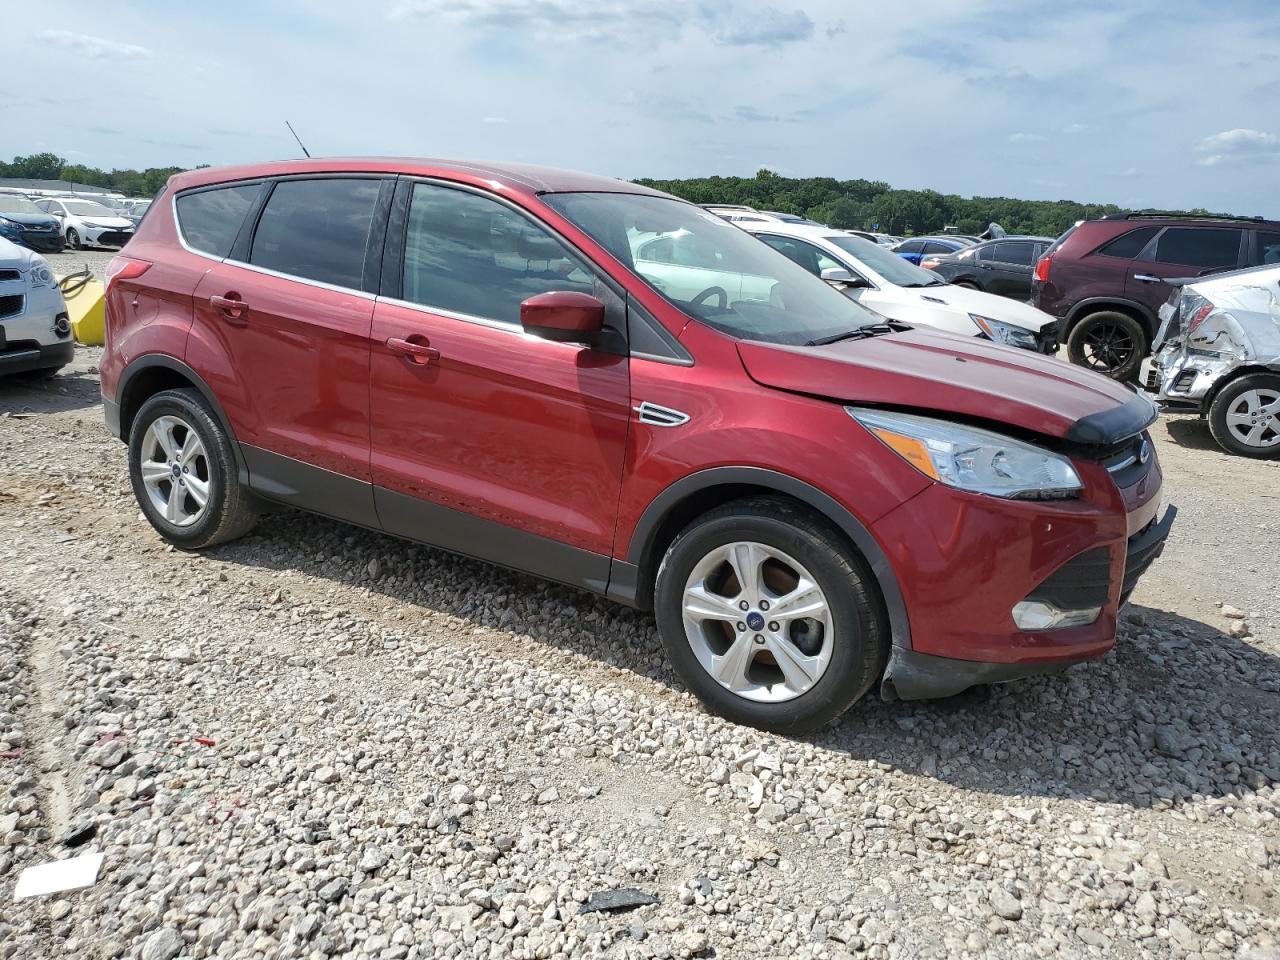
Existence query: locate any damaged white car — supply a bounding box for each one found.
[1142,264,1280,458]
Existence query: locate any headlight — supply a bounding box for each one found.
[847,408,1083,500]
[0,217,21,234]
[28,260,55,287]
[970,314,1038,349]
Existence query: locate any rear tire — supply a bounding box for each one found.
[653,497,889,734]
[128,388,259,548]
[1066,310,1146,382]
[954,280,980,290]
[1208,373,1280,459]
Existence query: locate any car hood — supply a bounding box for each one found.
[737,326,1155,444]
[77,216,133,228]
[0,212,59,229]
[0,236,42,268]
[906,283,1054,332]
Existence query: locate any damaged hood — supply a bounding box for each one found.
[738,326,1154,444]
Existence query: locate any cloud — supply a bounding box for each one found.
[38,30,152,59]
[1008,132,1047,143]
[389,0,815,47]
[715,8,814,47]
[1194,127,1279,167]
[1063,123,1092,134]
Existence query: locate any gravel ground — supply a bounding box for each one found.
[0,345,1277,960]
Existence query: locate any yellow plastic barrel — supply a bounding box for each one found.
[57,270,106,346]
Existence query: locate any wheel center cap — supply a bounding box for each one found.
[746,612,765,631]
[170,463,182,479]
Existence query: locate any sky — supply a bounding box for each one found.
[3,0,1278,215]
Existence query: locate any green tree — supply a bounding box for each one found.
[6,152,65,179]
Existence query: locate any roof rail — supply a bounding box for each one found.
[1100,210,1273,224]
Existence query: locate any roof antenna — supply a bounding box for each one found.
[285,120,311,158]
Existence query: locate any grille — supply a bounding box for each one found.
[1025,547,1111,610]
[1096,432,1152,488]
[0,294,24,318]
[0,269,19,281]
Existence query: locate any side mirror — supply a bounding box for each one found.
[520,291,605,344]
[820,267,854,283]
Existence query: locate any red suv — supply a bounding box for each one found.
[101,159,1174,733]
[1032,212,1280,382]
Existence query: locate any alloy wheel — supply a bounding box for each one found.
[1224,388,1280,449]
[139,415,212,527]
[1079,321,1136,374]
[681,541,834,703]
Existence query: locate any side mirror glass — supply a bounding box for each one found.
[520,291,605,344]
[820,267,854,283]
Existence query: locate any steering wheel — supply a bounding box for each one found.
[691,286,728,310]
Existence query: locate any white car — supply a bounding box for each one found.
[34,196,135,251]
[0,237,73,379]
[741,222,1060,352]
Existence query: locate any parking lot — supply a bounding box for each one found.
[2,310,1277,959]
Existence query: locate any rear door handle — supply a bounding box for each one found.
[1133,274,1163,284]
[386,336,440,366]
[210,294,249,324]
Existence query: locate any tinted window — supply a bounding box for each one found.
[896,240,923,254]
[757,236,843,276]
[1152,227,1242,269]
[250,178,380,288]
[922,241,954,254]
[991,241,1035,265]
[401,183,596,325]
[1257,231,1280,265]
[976,244,996,261]
[1097,226,1159,259]
[176,185,259,258]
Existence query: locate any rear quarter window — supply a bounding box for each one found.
[175,184,260,258]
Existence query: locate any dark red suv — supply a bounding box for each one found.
[101,159,1174,733]
[1032,212,1280,381]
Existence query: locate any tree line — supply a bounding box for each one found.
[0,152,189,199]
[3,153,1205,236]
[635,168,1213,237]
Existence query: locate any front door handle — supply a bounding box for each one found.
[386,336,440,366]
[210,294,249,324]
[1133,274,1163,284]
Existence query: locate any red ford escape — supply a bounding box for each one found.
[101,159,1175,733]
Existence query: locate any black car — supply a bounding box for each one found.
[922,236,1052,300]
[0,192,65,254]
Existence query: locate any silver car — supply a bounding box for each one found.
[1142,263,1280,458]
[0,236,73,379]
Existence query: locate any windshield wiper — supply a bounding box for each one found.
[806,320,911,346]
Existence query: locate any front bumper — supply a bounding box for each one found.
[80,225,134,247]
[0,337,74,375]
[21,231,64,253]
[869,438,1173,698]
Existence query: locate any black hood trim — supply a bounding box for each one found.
[1066,390,1158,445]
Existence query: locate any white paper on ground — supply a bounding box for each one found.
[13,851,104,899]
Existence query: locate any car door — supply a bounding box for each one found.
[984,240,1037,298]
[188,175,389,524]
[896,240,924,264]
[1126,226,1245,313]
[368,179,631,588]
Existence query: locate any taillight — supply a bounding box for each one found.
[104,255,151,294]
[1187,303,1213,333]
[921,258,941,270]
[1033,255,1051,283]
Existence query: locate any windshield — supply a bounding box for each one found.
[825,234,944,287]
[0,196,42,214]
[543,193,883,346]
[63,200,115,216]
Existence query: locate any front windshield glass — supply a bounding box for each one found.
[825,234,944,287]
[0,196,42,214]
[63,200,114,216]
[542,193,882,345]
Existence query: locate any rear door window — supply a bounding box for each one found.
[1151,227,1243,270]
[1096,226,1159,259]
[175,184,259,258]
[897,240,923,254]
[249,178,382,289]
[1256,230,1280,265]
[400,182,596,326]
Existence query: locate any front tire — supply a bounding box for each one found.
[128,388,259,548]
[1066,310,1146,381]
[1208,374,1280,459]
[653,497,889,734]
[65,228,82,251]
